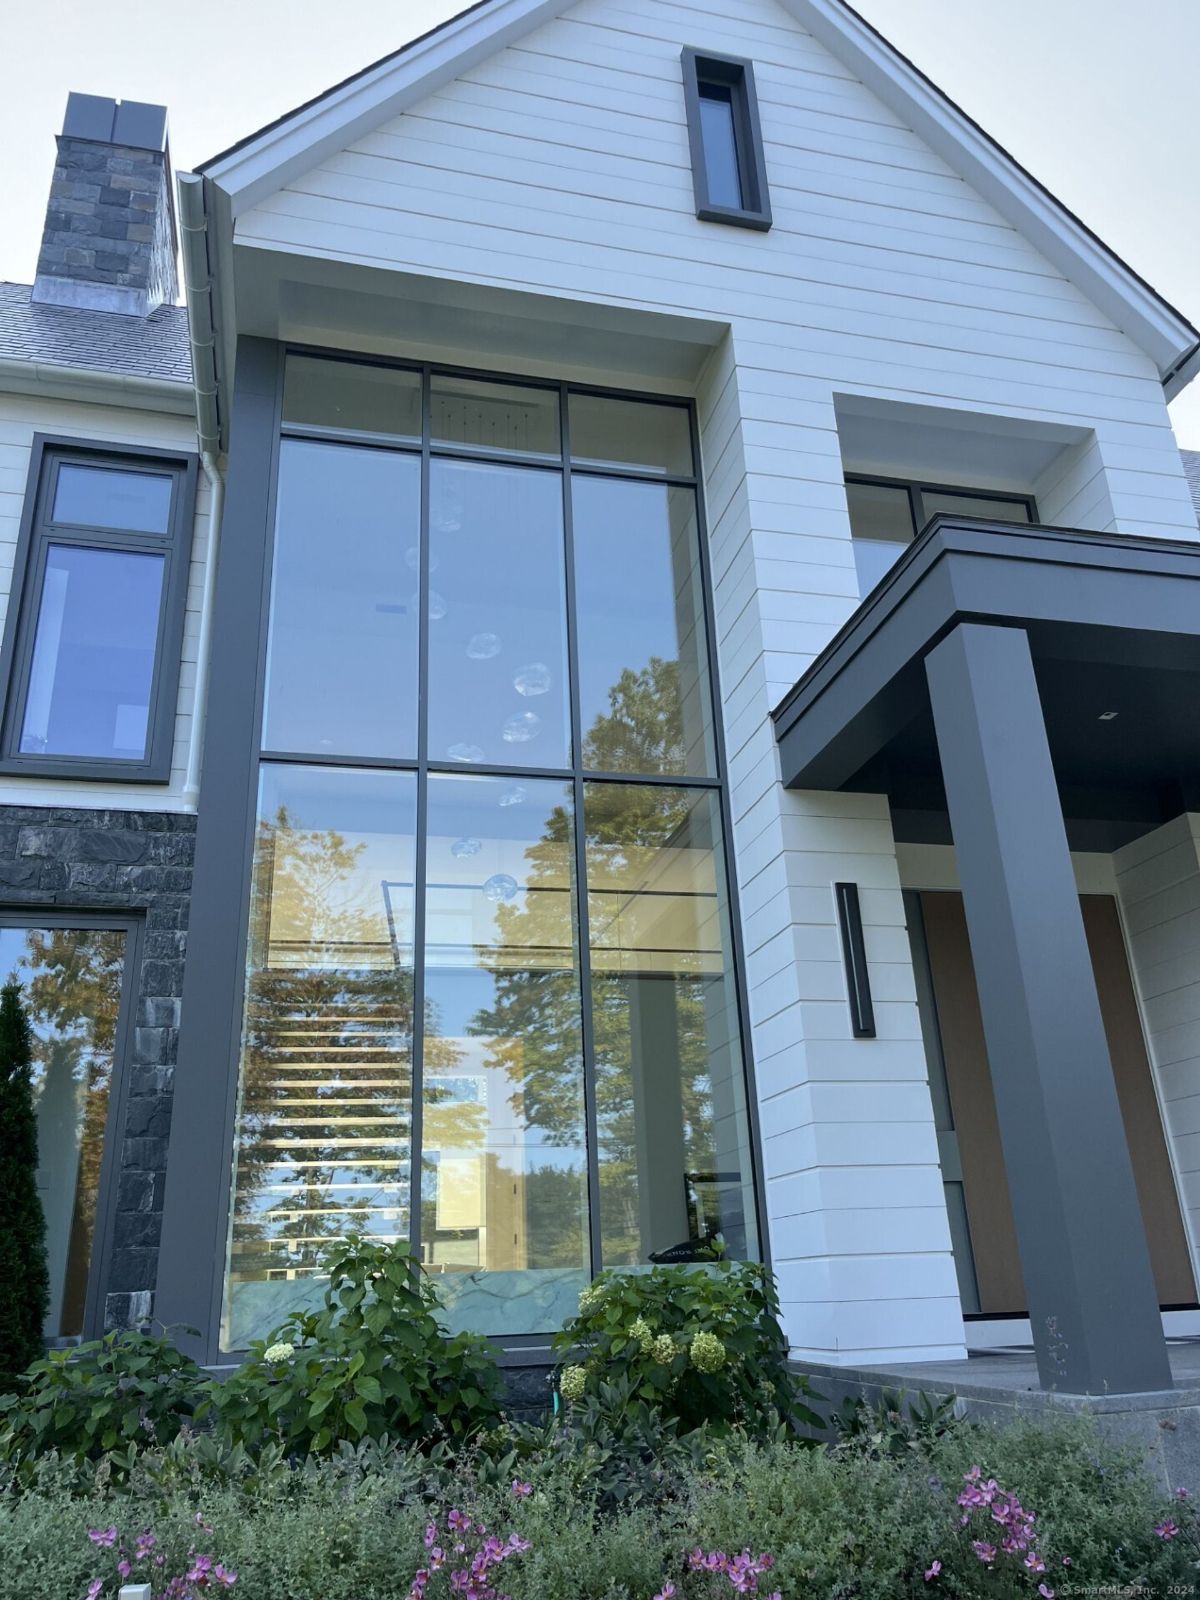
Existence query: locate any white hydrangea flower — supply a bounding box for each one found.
[264,1341,296,1364]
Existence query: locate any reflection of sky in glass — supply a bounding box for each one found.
[572,477,715,776]
[427,461,570,768]
[263,441,421,760]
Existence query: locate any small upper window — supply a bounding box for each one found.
[845,474,1036,596]
[681,49,771,231]
[0,440,197,781]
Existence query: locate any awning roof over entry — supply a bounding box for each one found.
[771,518,1200,851]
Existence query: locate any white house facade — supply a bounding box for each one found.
[5,0,1200,1400]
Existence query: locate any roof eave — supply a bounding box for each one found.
[200,0,567,217]
[789,0,1200,387]
[0,354,193,413]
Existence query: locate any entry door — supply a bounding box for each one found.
[908,891,1196,1317]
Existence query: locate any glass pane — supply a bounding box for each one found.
[282,356,421,439]
[573,478,715,776]
[223,764,418,1350]
[845,480,915,544]
[20,544,164,762]
[853,537,907,594]
[0,925,127,1340]
[428,460,571,769]
[263,440,420,760]
[53,464,172,534]
[569,394,692,477]
[920,491,1032,527]
[698,84,743,210]
[584,782,757,1267]
[422,774,588,1334]
[431,376,560,458]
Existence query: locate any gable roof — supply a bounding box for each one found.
[191,0,1200,402]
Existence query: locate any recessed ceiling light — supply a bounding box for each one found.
[1098,711,1119,721]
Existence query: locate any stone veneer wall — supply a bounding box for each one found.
[0,804,195,1330]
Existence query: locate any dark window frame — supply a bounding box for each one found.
[845,472,1039,541]
[0,435,199,784]
[681,48,772,231]
[154,343,769,1367]
[0,906,145,1346]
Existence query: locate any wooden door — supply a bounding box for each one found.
[915,891,1195,1316]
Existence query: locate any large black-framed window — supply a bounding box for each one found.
[216,354,761,1351]
[0,909,142,1345]
[681,48,772,231]
[846,473,1038,597]
[0,437,198,783]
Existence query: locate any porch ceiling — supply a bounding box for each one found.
[771,518,1200,851]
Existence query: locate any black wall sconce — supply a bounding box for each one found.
[835,882,876,1038]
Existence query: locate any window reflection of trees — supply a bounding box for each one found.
[14,926,125,1335]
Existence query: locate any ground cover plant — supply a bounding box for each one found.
[1,1239,1196,1596]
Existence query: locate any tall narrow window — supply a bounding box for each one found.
[222,358,759,1349]
[0,921,130,1341]
[681,49,771,230]
[0,440,197,781]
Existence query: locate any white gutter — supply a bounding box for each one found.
[0,356,192,411]
[177,172,222,457]
[177,171,227,805]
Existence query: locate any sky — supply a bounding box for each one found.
[3,0,1198,445]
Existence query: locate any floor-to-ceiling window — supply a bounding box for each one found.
[222,358,758,1347]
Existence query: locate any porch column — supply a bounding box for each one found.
[924,621,1169,1394]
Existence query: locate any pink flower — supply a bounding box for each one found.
[1038,1587,1056,1599]
[88,1530,118,1548]
[1178,1487,1192,1500]
[511,1480,532,1498]
[924,1558,942,1581]
[1024,1552,1046,1572]
[214,1565,237,1587]
[84,1583,103,1600]
[116,1562,131,1580]
[653,1586,676,1600]
[1155,1519,1180,1539]
[972,1541,997,1564]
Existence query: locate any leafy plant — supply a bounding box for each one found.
[552,1258,820,1437]
[208,1235,504,1455]
[0,1328,203,1468]
[0,983,49,1384]
[831,1386,961,1459]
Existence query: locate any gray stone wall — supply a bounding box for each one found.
[0,804,194,1331]
[33,135,178,316]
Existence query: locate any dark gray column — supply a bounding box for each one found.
[925,621,1170,1394]
[156,338,282,1363]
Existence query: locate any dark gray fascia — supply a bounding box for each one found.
[772,516,1200,791]
[681,47,772,232]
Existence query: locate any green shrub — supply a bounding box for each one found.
[552,1257,819,1437]
[0,1329,203,1469]
[0,983,49,1385]
[208,1235,504,1454]
[0,1415,1196,1600]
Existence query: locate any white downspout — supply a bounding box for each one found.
[177,171,226,807]
[183,451,225,806]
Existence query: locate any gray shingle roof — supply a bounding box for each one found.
[0,282,191,385]
[1183,450,1200,528]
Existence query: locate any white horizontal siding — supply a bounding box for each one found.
[0,391,209,813]
[232,0,1196,1363]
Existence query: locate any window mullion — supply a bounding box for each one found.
[560,381,604,1283]
[409,367,434,1264]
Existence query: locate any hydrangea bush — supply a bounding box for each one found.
[553,1259,819,1436]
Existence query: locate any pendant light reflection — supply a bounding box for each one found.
[482,873,519,904]
[501,711,541,744]
[513,662,551,697]
[467,632,502,660]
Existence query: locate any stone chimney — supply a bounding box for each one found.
[32,93,178,317]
